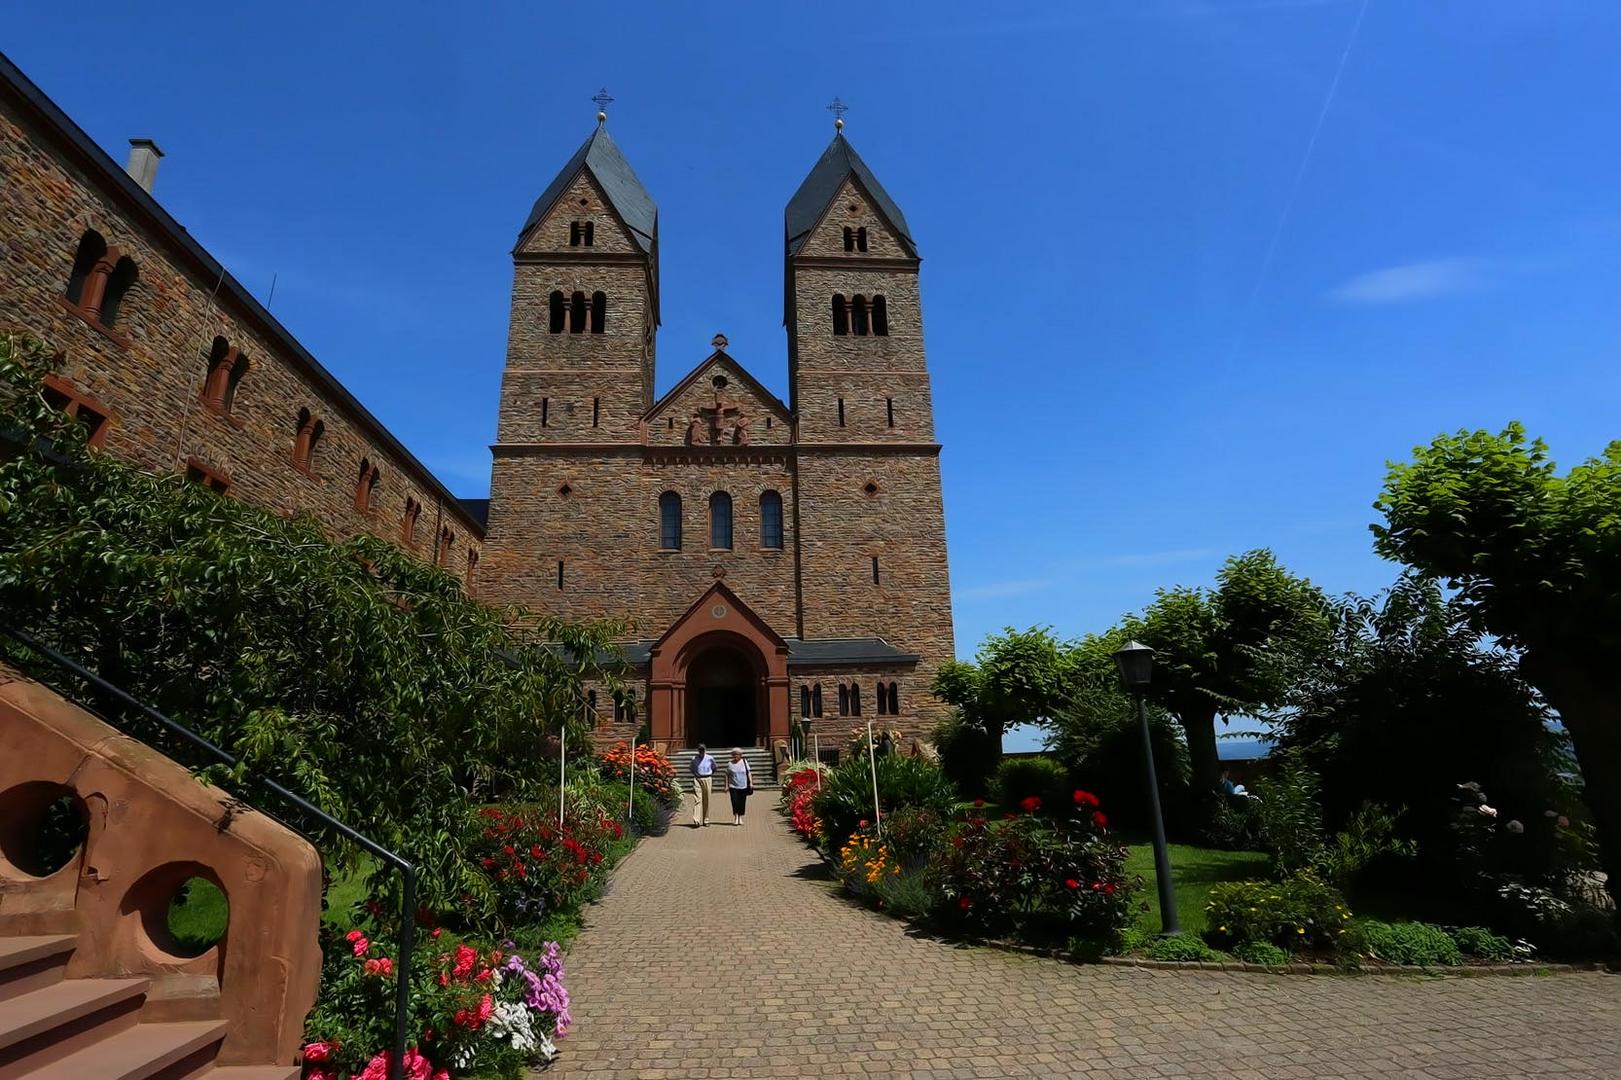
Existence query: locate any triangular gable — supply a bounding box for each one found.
[515,127,657,255]
[642,349,791,425]
[516,170,642,255]
[649,581,790,656]
[785,133,916,258]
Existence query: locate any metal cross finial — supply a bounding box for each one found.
[826,96,849,129]
[591,88,614,121]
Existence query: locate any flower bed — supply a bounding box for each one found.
[779,763,825,844]
[598,741,680,832]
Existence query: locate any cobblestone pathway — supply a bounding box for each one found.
[549,814,1620,1079]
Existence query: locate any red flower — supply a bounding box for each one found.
[344,930,364,943]
[973,799,985,808]
[452,944,478,979]
[430,928,443,940]
[1064,878,1080,890]
[1092,811,1108,829]
[302,1040,337,1062]
[958,896,973,910]
[859,819,869,828]
[1019,796,1042,814]
[1103,881,1117,896]
[437,972,449,987]
[1073,789,1100,808]
[530,844,544,859]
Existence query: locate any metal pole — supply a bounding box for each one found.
[866,717,882,835]
[389,869,416,1080]
[1135,693,1180,936]
[628,736,636,825]
[813,734,820,791]
[558,726,566,828]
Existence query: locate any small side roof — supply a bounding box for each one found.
[784,133,916,258]
[516,126,657,255]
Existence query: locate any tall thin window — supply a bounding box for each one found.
[65,230,107,306]
[465,549,479,591]
[569,291,587,334]
[97,256,137,327]
[760,490,783,549]
[856,226,869,252]
[590,291,606,334]
[709,491,733,550]
[800,685,812,718]
[877,683,888,715]
[549,291,565,333]
[402,497,421,545]
[851,684,863,716]
[437,527,453,567]
[587,689,597,719]
[885,397,895,427]
[292,407,324,472]
[592,397,600,427]
[811,683,823,718]
[838,684,850,716]
[831,294,849,336]
[557,559,565,589]
[852,294,871,336]
[355,458,379,513]
[872,294,889,336]
[569,220,595,247]
[541,398,549,427]
[585,221,595,246]
[872,556,880,585]
[837,398,845,427]
[843,226,855,252]
[659,491,682,550]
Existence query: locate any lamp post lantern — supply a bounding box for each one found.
[1112,640,1180,936]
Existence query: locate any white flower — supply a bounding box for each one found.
[1478,805,1498,818]
[488,999,539,1054]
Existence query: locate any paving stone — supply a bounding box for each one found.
[540,817,1621,1078]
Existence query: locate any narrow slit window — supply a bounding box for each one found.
[851,684,863,717]
[811,684,823,718]
[837,398,845,427]
[851,294,871,336]
[584,221,595,246]
[592,397,600,427]
[800,685,812,718]
[885,397,895,427]
[877,684,888,715]
[838,684,850,716]
[843,226,855,252]
[402,498,421,545]
[541,398,549,427]
[857,226,869,252]
[557,559,565,590]
[659,491,682,550]
[872,556,880,585]
[569,221,582,247]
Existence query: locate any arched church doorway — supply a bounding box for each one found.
[685,644,758,749]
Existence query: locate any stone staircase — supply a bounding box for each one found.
[667,747,778,790]
[0,934,294,1079]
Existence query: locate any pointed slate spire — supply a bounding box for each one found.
[516,126,657,255]
[784,132,915,258]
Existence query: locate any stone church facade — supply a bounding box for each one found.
[0,47,954,756]
[480,121,955,753]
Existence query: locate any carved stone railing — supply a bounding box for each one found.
[0,667,321,1066]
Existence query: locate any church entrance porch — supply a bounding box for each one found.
[646,582,791,754]
[685,645,758,748]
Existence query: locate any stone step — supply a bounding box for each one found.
[0,938,76,1004]
[0,976,149,1074]
[25,1018,227,1080]
[197,1068,301,1080]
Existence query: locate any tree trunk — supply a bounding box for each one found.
[1176,705,1222,805]
[1520,652,1621,915]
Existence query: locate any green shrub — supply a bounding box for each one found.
[1447,925,1514,961]
[881,806,945,872]
[1232,940,1291,966]
[1204,873,1355,954]
[991,756,1070,813]
[1255,760,1328,876]
[933,713,1000,799]
[1199,794,1265,851]
[812,754,958,851]
[1115,927,1150,955]
[1144,933,1221,963]
[1361,920,1463,966]
[872,870,936,920]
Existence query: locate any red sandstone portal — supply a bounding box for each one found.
[646,583,790,752]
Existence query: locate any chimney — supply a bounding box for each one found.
[124,138,164,193]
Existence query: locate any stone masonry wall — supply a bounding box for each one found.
[0,91,482,580]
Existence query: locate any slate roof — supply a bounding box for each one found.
[517,126,657,255]
[784,133,916,257]
[614,637,918,668]
[457,498,490,529]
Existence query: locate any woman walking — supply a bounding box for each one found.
[726,748,753,827]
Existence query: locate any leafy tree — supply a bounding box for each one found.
[1375,424,1621,910]
[1127,550,1326,801]
[930,626,1072,756]
[1268,574,1575,889]
[0,333,625,920]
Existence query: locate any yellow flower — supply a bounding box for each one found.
[1296,927,1306,935]
[1219,926,1228,933]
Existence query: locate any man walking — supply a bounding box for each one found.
[689,743,715,827]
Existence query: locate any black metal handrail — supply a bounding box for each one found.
[0,623,416,1080]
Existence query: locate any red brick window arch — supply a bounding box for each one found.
[436,526,454,567]
[465,548,479,592]
[202,337,249,415]
[65,230,138,328]
[355,457,380,513]
[402,497,421,546]
[292,407,324,472]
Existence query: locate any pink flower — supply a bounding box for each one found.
[477,993,494,1022]
[351,935,370,957]
[344,930,364,942]
[308,1071,338,1080]
[859,819,869,828]
[302,1040,337,1062]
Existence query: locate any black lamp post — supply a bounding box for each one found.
[1113,640,1180,936]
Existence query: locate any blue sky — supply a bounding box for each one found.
[10,2,1621,688]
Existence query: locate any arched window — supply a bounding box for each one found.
[838,684,850,716]
[857,226,869,252]
[466,549,479,592]
[851,684,863,716]
[811,683,823,718]
[590,291,606,334]
[569,291,587,334]
[402,497,421,545]
[831,294,849,336]
[202,337,248,415]
[851,294,871,336]
[709,491,733,550]
[843,226,855,252]
[65,230,107,306]
[760,490,783,549]
[292,407,324,472]
[100,256,137,327]
[887,682,900,716]
[800,685,812,718]
[569,221,595,247]
[548,291,565,334]
[877,682,888,715]
[437,526,454,567]
[659,491,682,550]
[587,689,598,720]
[871,294,889,336]
[355,458,380,513]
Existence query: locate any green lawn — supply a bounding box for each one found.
[1123,838,1269,935]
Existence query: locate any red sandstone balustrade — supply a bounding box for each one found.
[0,667,321,1067]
